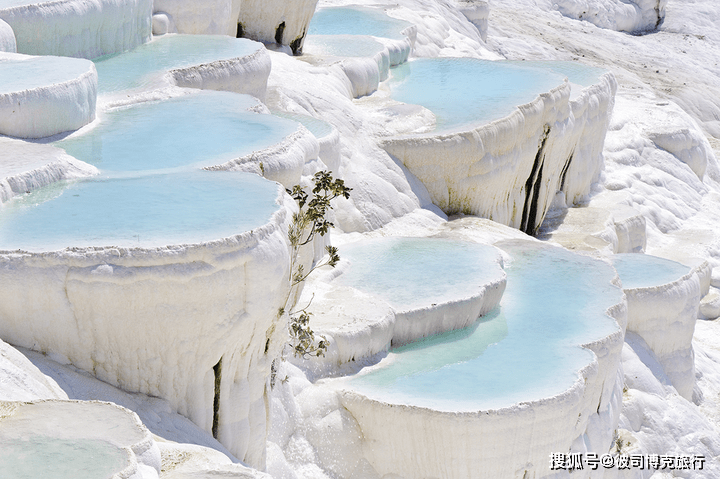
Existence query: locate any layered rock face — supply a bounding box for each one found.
[152,0,320,54]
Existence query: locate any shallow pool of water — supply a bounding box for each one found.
[0,436,126,479]
[388,58,567,131]
[346,240,622,411]
[334,237,504,312]
[303,34,385,58]
[56,92,298,172]
[0,170,280,251]
[93,35,262,94]
[308,6,412,40]
[0,55,91,94]
[507,60,606,88]
[612,253,690,290]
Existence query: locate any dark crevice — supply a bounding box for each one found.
[212,358,222,439]
[526,162,544,235]
[520,125,550,235]
[275,21,286,44]
[290,28,307,55]
[236,23,244,39]
[559,149,574,192]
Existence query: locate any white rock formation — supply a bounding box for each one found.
[0,0,152,58]
[0,53,97,139]
[622,261,704,400]
[153,0,320,54]
[552,0,667,33]
[169,42,272,101]
[0,18,15,52]
[381,74,617,235]
[0,339,67,401]
[235,0,320,54]
[0,189,296,469]
[207,124,320,187]
[456,0,489,42]
[332,241,628,479]
[0,138,99,204]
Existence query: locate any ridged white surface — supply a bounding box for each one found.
[0,189,295,469]
[337,297,627,479]
[206,124,319,187]
[553,0,666,33]
[0,138,99,204]
[0,0,152,58]
[623,262,704,399]
[169,43,272,101]
[0,18,14,52]
[0,52,97,139]
[381,73,617,235]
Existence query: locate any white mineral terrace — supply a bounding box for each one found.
[2,0,720,477]
[380,58,617,236]
[0,89,317,466]
[0,0,152,58]
[94,34,271,100]
[301,237,506,371]
[0,53,97,138]
[302,5,417,98]
[612,253,705,400]
[328,240,627,478]
[0,400,161,479]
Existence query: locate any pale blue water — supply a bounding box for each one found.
[0,170,280,250]
[0,437,126,479]
[308,6,412,40]
[612,253,690,289]
[271,111,334,139]
[388,58,566,131]
[56,92,298,172]
[93,35,262,93]
[0,55,91,94]
[508,60,607,87]
[347,240,622,411]
[334,237,504,311]
[303,34,385,58]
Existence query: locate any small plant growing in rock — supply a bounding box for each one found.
[280,170,351,358]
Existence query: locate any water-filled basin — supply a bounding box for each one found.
[308,6,412,40]
[55,92,298,172]
[333,237,504,312]
[93,35,263,94]
[0,437,127,479]
[344,240,623,411]
[388,58,567,131]
[611,253,691,289]
[0,54,92,94]
[0,170,281,251]
[303,34,385,58]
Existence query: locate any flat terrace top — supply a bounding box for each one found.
[303,34,385,58]
[55,91,298,172]
[0,170,281,251]
[93,34,263,94]
[308,6,412,40]
[0,54,93,94]
[612,253,691,289]
[333,237,504,311]
[387,58,568,132]
[344,240,623,411]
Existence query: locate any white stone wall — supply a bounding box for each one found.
[0,0,152,59]
[553,0,667,32]
[381,73,617,236]
[0,189,295,468]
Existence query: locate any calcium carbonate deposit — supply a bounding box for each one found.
[1,0,720,478]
